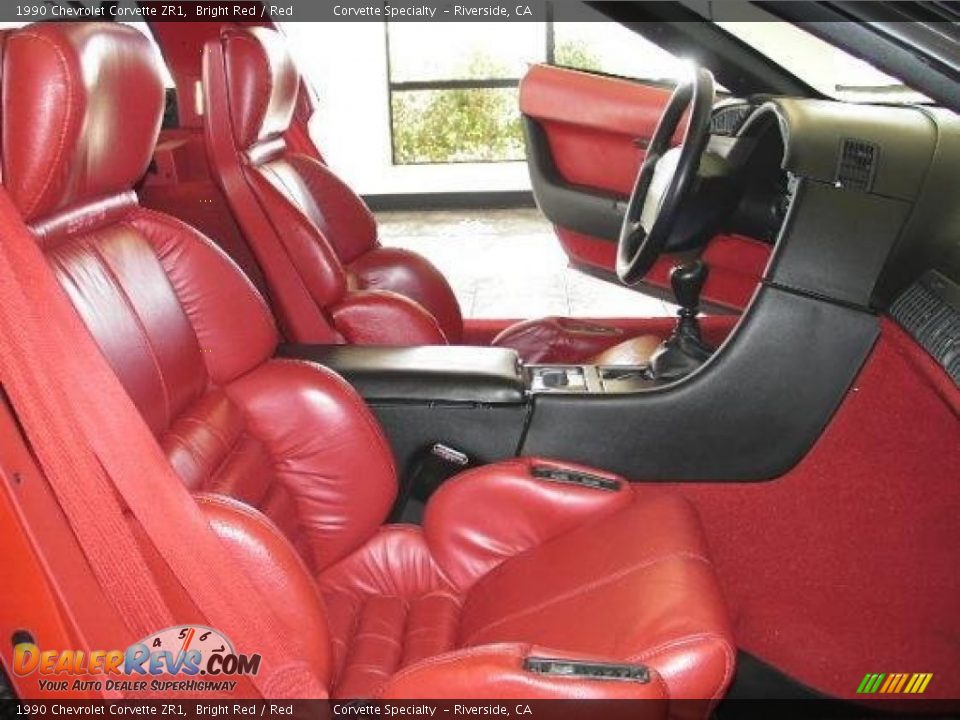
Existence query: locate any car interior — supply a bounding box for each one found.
[0,3,958,714]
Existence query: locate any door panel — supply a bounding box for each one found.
[521,64,770,312]
[520,64,671,195]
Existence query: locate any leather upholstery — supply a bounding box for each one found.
[203,39,343,344]
[493,316,663,365]
[4,23,397,574]
[316,525,461,698]
[5,21,734,707]
[3,23,164,222]
[253,151,377,265]
[592,335,666,366]
[220,28,299,149]
[348,246,463,343]
[205,27,666,362]
[315,458,734,704]
[519,64,674,197]
[332,290,448,345]
[204,27,464,344]
[195,493,333,687]
[379,644,670,704]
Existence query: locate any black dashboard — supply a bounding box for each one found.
[709,94,960,310]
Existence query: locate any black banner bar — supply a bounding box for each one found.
[0,1,935,24]
[3,699,960,720]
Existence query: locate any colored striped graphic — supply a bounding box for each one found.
[857,672,933,694]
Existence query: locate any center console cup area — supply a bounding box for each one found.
[527,363,657,394]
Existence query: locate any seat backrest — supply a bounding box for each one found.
[3,21,275,422]
[204,26,406,344]
[2,22,398,574]
[0,23,351,693]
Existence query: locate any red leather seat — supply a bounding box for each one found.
[2,22,733,706]
[201,26,664,364]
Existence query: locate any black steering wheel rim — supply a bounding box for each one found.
[617,67,716,285]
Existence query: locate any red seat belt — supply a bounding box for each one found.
[0,188,323,698]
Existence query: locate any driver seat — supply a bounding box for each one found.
[202,26,663,364]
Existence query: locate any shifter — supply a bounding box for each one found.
[650,261,714,380]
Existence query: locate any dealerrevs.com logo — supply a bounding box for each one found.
[13,626,261,693]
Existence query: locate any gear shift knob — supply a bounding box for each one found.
[650,260,713,381]
[671,260,708,314]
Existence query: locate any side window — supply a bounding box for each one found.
[384,22,545,165]
[551,21,690,84]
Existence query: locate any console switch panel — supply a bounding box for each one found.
[531,465,621,492]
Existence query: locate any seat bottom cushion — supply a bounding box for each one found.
[315,460,734,701]
[316,525,461,698]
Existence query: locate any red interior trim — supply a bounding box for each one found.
[557,228,770,312]
[660,319,960,698]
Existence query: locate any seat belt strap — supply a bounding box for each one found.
[0,189,323,698]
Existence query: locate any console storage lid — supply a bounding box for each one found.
[277,344,525,403]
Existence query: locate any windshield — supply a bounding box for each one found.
[717,21,932,104]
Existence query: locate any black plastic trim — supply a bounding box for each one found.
[364,191,535,212]
[523,117,627,240]
[721,652,830,703]
[369,404,528,487]
[766,179,912,310]
[523,657,650,683]
[277,344,525,404]
[521,284,879,481]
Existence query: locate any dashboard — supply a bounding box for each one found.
[707,94,960,312]
[708,92,959,384]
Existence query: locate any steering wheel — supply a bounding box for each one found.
[617,67,716,285]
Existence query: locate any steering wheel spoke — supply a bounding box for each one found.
[617,68,715,285]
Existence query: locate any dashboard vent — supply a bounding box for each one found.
[836,138,878,191]
[889,271,960,385]
[710,104,753,136]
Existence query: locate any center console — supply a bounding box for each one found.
[277,343,658,479]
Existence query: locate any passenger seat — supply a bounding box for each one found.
[1,22,733,706]
[201,26,666,365]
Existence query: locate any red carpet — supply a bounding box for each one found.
[657,320,960,698]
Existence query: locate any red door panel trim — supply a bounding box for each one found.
[520,64,672,136]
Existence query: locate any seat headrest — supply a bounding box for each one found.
[2,23,164,223]
[218,27,298,150]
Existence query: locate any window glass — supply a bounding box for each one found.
[552,21,690,83]
[388,22,545,82]
[717,21,930,104]
[391,87,524,164]
[288,16,713,167]
[385,22,545,164]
